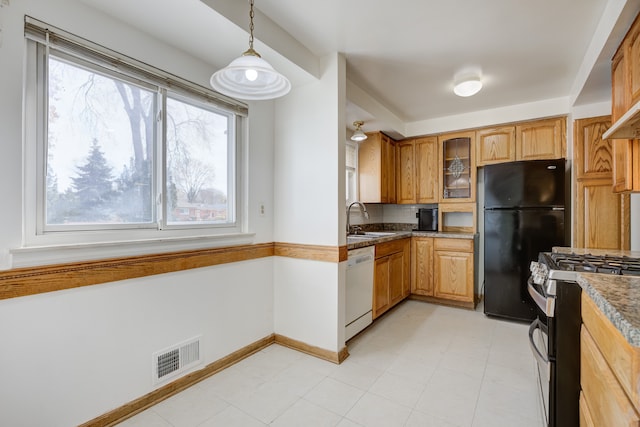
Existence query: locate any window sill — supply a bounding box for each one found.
[10,232,257,268]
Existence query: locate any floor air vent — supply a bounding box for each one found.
[153,336,201,384]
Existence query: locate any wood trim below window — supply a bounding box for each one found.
[0,242,348,300]
[274,242,348,263]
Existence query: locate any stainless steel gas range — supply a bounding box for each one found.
[527,251,640,427]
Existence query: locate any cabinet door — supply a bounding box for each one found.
[388,251,405,305]
[516,117,565,160]
[629,16,640,106]
[573,116,630,249]
[382,135,396,203]
[434,250,473,302]
[612,45,629,121]
[612,139,640,193]
[396,140,416,204]
[411,237,434,296]
[373,257,390,319]
[475,126,516,166]
[415,136,439,203]
[358,132,383,203]
[359,132,396,203]
[575,179,630,250]
[581,327,640,427]
[438,131,476,203]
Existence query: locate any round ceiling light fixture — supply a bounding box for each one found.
[351,121,368,142]
[210,0,291,100]
[453,69,483,97]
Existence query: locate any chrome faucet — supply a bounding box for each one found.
[346,201,370,234]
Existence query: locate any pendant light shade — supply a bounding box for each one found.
[351,121,368,142]
[210,0,291,100]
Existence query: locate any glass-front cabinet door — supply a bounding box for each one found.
[438,131,476,203]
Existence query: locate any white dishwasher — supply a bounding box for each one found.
[345,246,375,341]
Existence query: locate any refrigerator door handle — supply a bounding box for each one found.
[527,277,555,317]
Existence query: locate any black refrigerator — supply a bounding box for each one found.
[483,158,568,322]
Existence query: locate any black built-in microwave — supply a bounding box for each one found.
[416,208,438,231]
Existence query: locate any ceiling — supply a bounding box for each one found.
[81,0,639,136]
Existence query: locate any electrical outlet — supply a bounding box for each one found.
[259,202,265,216]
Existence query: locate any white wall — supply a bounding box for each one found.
[272,54,347,352]
[0,1,276,426]
[0,259,274,427]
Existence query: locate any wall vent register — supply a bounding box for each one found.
[152,336,201,384]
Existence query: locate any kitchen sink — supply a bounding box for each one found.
[347,231,397,243]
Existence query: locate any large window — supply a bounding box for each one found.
[24,18,247,249]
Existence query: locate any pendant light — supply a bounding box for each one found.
[210,0,291,100]
[351,121,368,142]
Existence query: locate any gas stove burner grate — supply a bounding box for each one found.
[547,252,640,276]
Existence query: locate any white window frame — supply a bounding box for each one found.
[16,17,252,266]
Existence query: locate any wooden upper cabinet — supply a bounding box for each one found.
[358,132,396,203]
[396,137,438,204]
[476,126,516,166]
[612,139,640,192]
[396,140,416,204]
[573,116,630,250]
[629,16,640,106]
[609,13,640,193]
[438,131,476,203]
[415,137,439,203]
[575,116,614,180]
[515,117,566,160]
[612,45,629,121]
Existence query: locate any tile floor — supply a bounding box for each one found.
[119,300,543,427]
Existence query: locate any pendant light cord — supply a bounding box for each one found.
[243,0,260,57]
[248,0,255,51]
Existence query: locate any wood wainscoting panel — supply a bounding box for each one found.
[1,241,349,301]
[0,243,274,300]
[274,242,348,263]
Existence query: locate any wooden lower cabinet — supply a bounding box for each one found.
[411,237,434,296]
[434,240,474,303]
[373,238,410,319]
[581,293,640,426]
[579,392,596,427]
[411,236,475,308]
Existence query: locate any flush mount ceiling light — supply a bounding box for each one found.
[210,0,291,100]
[351,121,368,142]
[453,70,483,97]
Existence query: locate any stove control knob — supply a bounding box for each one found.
[529,261,548,285]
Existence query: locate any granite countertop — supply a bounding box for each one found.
[577,273,640,347]
[346,230,476,250]
[552,246,640,347]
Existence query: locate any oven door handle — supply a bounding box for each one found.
[529,318,550,381]
[527,277,555,317]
